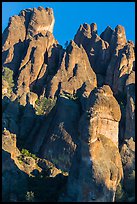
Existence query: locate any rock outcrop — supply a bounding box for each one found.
[74,23,110,76]
[2,6,135,202]
[2,149,28,202]
[2,129,68,202]
[74,23,135,96]
[120,138,135,202]
[46,40,97,100]
[38,96,80,171]
[2,6,60,106]
[124,71,135,140]
[118,71,135,202]
[61,85,123,202]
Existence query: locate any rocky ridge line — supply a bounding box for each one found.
[2,6,135,202]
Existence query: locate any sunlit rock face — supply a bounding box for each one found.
[27,7,55,38]
[60,85,123,202]
[2,6,135,203]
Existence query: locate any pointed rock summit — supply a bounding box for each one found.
[2,6,135,202]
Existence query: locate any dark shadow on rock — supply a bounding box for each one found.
[2,96,47,155]
[28,170,68,202]
[2,149,68,202]
[115,82,135,147]
[2,39,30,84]
[30,45,64,97]
[2,26,9,47]
[54,82,61,98]
[2,94,81,173]
[35,96,81,171]
[2,150,28,202]
[2,49,9,65]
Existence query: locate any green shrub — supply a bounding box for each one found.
[2,67,14,94]
[25,191,35,202]
[21,149,37,160]
[17,155,24,162]
[35,97,56,115]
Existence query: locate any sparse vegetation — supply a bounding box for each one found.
[34,96,57,115]
[2,67,14,94]
[25,191,35,202]
[21,149,37,160]
[120,101,125,110]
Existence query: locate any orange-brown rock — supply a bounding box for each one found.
[105,40,135,95]
[82,85,121,146]
[2,128,67,202]
[16,32,59,105]
[74,23,110,77]
[2,7,60,106]
[46,40,97,100]
[35,96,80,171]
[61,85,123,202]
[27,7,55,38]
[2,6,135,202]
[2,128,66,177]
[74,23,135,95]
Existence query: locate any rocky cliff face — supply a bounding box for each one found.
[60,85,123,202]
[2,6,135,202]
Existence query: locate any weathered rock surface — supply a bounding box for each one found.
[116,71,135,202]
[46,40,97,100]
[105,40,135,96]
[16,32,60,105]
[2,150,28,202]
[2,6,135,202]
[2,7,60,106]
[74,23,135,96]
[2,129,68,202]
[39,96,80,171]
[2,129,39,175]
[26,7,55,38]
[125,71,135,140]
[85,85,121,146]
[120,138,135,202]
[61,85,123,202]
[74,23,110,76]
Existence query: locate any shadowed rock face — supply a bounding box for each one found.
[46,40,97,100]
[118,71,135,202]
[74,23,135,95]
[38,96,80,171]
[2,150,28,202]
[2,129,68,202]
[2,6,135,202]
[120,138,135,202]
[2,7,58,106]
[16,33,59,105]
[125,71,135,141]
[61,85,123,202]
[74,23,110,76]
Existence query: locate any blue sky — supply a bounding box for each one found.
[2,2,135,46]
